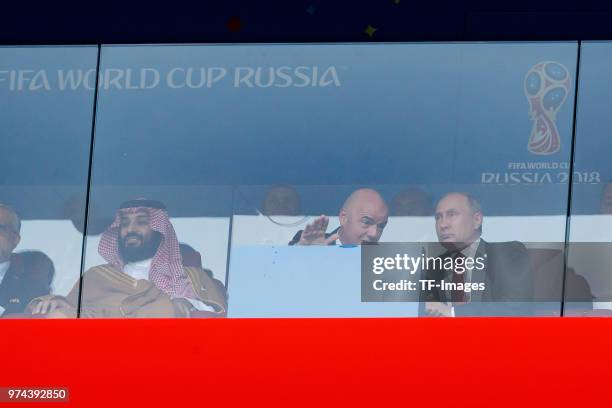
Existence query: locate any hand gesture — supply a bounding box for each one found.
[425,302,453,317]
[297,215,339,246]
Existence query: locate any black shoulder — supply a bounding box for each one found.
[12,251,55,288]
[506,240,528,253]
[486,240,528,260]
[14,251,54,273]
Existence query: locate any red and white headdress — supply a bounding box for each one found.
[98,199,194,298]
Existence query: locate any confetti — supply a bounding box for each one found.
[227,16,242,33]
[364,25,377,37]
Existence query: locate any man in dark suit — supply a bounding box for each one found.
[288,188,388,246]
[0,204,54,316]
[421,193,533,317]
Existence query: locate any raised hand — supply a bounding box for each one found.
[425,302,453,317]
[297,215,339,246]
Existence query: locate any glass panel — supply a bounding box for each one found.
[565,41,612,316]
[0,46,98,318]
[86,43,577,318]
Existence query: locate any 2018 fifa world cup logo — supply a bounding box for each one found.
[524,61,571,155]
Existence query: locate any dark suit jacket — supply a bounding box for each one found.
[420,239,533,316]
[0,252,54,315]
[288,227,340,246]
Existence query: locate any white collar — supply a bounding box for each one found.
[125,258,153,268]
[123,258,153,281]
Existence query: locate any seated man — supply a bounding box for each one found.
[422,192,533,317]
[0,204,54,317]
[289,188,388,246]
[29,198,227,318]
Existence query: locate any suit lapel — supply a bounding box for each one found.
[327,226,341,246]
[471,240,488,302]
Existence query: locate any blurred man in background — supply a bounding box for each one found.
[261,184,302,216]
[391,188,432,216]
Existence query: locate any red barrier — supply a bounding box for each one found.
[0,318,609,407]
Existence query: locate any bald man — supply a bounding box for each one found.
[289,188,389,246]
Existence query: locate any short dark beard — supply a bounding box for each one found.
[119,231,162,263]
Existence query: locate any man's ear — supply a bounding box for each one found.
[339,208,348,227]
[11,232,21,251]
[473,211,483,231]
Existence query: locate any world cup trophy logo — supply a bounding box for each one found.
[524,61,571,155]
